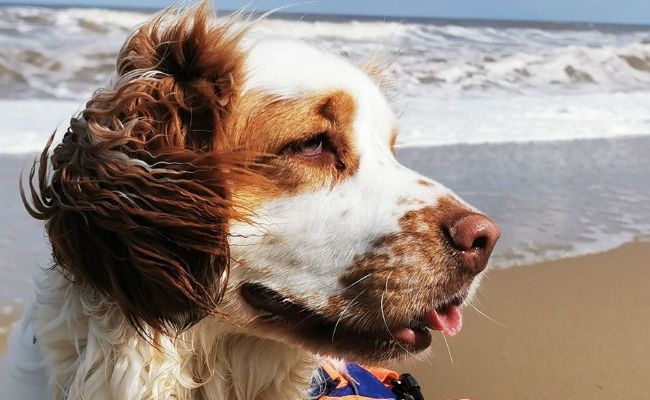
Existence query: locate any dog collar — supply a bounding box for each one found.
[311,362,424,400]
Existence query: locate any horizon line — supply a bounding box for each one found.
[2,1,650,29]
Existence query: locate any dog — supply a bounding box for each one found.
[2,2,499,399]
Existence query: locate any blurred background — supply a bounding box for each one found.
[0,0,649,398]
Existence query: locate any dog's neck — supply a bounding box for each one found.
[34,270,318,400]
[188,320,319,400]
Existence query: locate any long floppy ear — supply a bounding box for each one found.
[21,2,249,335]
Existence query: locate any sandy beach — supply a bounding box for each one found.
[400,242,650,400]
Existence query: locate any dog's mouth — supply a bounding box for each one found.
[240,282,466,359]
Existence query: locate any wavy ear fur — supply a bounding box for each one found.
[21,2,250,335]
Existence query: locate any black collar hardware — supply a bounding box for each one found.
[390,373,424,400]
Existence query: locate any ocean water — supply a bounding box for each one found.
[2,6,650,149]
[1,5,650,303]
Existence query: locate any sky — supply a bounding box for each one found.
[1,0,650,25]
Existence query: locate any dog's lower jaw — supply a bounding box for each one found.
[34,270,318,400]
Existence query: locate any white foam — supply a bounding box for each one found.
[0,100,84,154]
[1,8,650,150]
[253,18,408,41]
[491,230,650,269]
[3,6,650,102]
[57,7,148,29]
[396,90,650,147]
[3,90,649,155]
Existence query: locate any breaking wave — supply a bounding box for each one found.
[1,6,650,100]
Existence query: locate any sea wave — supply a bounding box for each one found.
[1,6,649,154]
[1,6,650,101]
[4,91,650,155]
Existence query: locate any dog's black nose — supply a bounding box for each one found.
[444,213,500,274]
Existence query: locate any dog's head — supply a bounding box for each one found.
[24,2,499,362]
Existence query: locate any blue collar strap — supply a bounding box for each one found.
[311,362,424,400]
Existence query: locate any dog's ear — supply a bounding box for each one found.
[21,2,250,335]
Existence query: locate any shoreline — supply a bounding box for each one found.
[2,241,649,400]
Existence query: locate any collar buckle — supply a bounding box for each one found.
[390,373,424,400]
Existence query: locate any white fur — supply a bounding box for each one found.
[231,37,461,309]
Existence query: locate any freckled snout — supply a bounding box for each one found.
[443,213,500,274]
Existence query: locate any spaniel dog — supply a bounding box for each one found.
[3,2,499,399]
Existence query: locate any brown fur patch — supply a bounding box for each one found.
[396,196,427,206]
[321,196,475,330]
[228,90,360,205]
[21,2,255,335]
[416,179,433,187]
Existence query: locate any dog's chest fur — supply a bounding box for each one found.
[33,270,318,400]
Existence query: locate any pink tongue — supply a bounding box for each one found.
[423,305,463,336]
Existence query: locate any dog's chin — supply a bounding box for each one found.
[238,282,468,362]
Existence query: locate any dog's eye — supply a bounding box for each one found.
[297,136,323,156]
[279,134,346,170]
[282,134,325,157]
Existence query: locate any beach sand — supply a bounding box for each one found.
[1,243,648,398]
[398,242,650,400]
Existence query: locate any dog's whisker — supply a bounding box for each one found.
[471,295,484,307]
[331,289,367,342]
[380,271,416,359]
[341,273,374,290]
[468,302,507,328]
[441,331,455,368]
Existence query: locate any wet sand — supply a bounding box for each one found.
[397,241,650,400]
